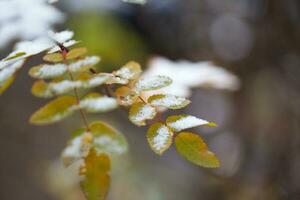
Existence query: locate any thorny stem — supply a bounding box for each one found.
[61,48,90,131]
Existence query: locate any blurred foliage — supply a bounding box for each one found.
[68,12,148,72]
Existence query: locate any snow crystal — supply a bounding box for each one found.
[80,97,118,112]
[153,126,170,151]
[168,115,209,132]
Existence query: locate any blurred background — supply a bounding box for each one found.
[1,0,300,199]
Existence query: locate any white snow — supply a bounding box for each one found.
[152,125,171,151]
[134,75,172,92]
[143,56,240,98]
[31,63,66,79]
[50,80,81,94]
[149,94,190,109]
[94,135,126,154]
[69,56,100,72]
[131,104,156,125]
[0,59,25,85]
[167,115,209,132]
[80,96,118,112]
[0,0,64,48]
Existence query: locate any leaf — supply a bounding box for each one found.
[66,47,87,60]
[0,76,15,95]
[29,96,77,125]
[4,52,26,61]
[89,121,128,155]
[62,129,93,166]
[103,73,128,85]
[43,53,63,62]
[0,59,25,87]
[31,74,111,98]
[166,115,212,132]
[79,93,118,113]
[29,63,67,79]
[80,148,110,200]
[69,56,100,72]
[129,102,156,126]
[148,94,190,109]
[175,132,220,168]
[113,61,142,80]
[115,86,138,106]
[134,75,172,92]
[147,123,174,155]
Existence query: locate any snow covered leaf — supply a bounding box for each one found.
[103,73,128,85]
[89,121,128,155]
[166,115,215,132]
[147,123,174,155]
[29,96,77,125]
[43,53,63,63]
[62,129,93,166]
[115,86,138,106]
[175,132,220,168]
[79,93,118,113]
[30,56,101,80]
[80,148,110,200]
[148,94,190,109]
[48,30,78,53]
[66,47,87,60]
[0,59,25,94]
[29,63,67,79]
[31,74,111,98]
[69,56,100,72]
[129,102,156,126]
[134,75,172,92]
[113,61,142,80]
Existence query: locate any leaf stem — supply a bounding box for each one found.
[61,49,90,131]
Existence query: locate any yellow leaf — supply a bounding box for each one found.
[0,76,15,95]
[31,80,53,98]
[29,96,77,125]
[80,148,110,200]
[43,53,63,62]
[4,52,26,61]
[129,102,156,126]
[147,122,174,155]
[66,47,87,60]
[175,132,220,168]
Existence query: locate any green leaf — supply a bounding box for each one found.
[166,114,212,132]
[4,52,26,61]
[29,96,77,125]
[113,61,142,80]
[66,47,87,60]
[115,86,138,106]
[89,121,128,155]
[43,53,63,62]
[175,132,220,168]
[148,94,190,109]
[80,93,118,113]
[147,122,174,155]
[134,75,172,92]
[80,148,110,200]
[129,102,156,126]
